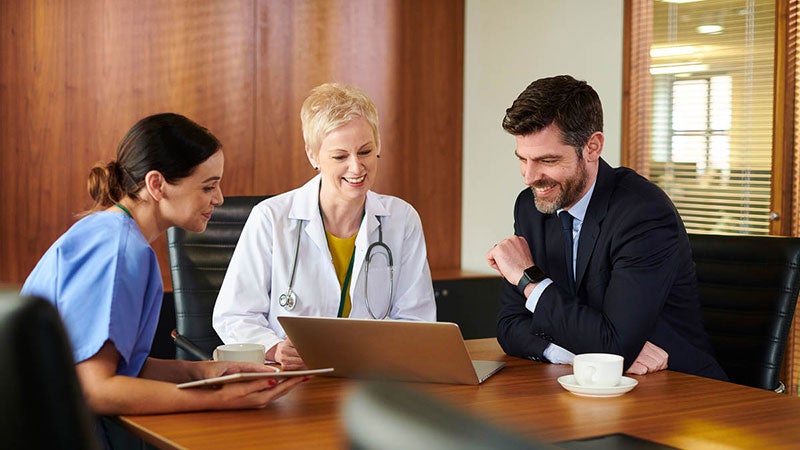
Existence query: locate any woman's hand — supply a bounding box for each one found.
[75,340,308,415]
[211,375,307,409]
[186,358,309,411]
[192,360,278,381]
[274,339,306,371]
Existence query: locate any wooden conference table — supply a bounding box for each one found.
[118,339,800,449]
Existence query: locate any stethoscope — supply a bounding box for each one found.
[279,216,394,319]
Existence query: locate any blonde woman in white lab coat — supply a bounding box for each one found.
[213,83,436,369]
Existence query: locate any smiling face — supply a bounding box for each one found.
[161,150,225,232]
[515,123,602,214]
[308,117,379,205]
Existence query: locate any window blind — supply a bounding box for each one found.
[642,0,776,235]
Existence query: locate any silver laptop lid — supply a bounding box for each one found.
[278,316,504,385]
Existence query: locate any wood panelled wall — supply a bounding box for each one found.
[0,0,464,288]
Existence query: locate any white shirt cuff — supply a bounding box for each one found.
[524,278,553,313]
[543,343,576,364]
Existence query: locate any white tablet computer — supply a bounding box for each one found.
[176,367,334,389]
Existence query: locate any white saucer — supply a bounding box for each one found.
[557,375,638,397]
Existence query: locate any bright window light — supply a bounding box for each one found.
[649,63,709,75]
[650,46,698,58]
[697,25,724,34]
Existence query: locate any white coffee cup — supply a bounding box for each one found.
[573,353,623,387]
[212,343,266,364]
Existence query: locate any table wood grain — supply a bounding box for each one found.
[118,339,800,449]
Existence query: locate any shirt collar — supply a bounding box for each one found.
[558,179,596,223]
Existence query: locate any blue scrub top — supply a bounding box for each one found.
[21,211,163,377]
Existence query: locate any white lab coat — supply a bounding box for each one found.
[213,175,436,352]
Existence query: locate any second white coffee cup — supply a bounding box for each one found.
[213,343,266,364]
[573,353,623,387]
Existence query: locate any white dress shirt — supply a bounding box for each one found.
[525,181,597,364]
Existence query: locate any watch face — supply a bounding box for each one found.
[524,266,546,283]
[517,265,546,295]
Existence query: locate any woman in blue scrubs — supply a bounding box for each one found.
[20,114,302,431]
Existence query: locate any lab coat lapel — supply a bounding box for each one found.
[288,175,330,260]
[351,192,390,297]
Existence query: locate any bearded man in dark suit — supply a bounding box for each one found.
[486,75,727,380]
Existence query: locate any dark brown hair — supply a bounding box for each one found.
[502,75,603,154]
[86,113,221,213]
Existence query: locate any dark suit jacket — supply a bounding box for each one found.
[497,159,727,380]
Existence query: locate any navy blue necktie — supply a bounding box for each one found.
[559,210,575,292]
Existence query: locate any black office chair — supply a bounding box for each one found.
[434,275,503,339]
[689,233,800,392]
[0,293,101,449]
[343,380,546,450]
[167,195,270,360]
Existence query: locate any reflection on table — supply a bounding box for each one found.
[118,339,800,449]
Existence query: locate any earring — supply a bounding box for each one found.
[313,166,319,171]
[376,154,381,159]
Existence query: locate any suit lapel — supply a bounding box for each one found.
[575,218,598,290]
[575,159,613,290]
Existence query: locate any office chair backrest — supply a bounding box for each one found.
[434,276,503,339]
[689,233,800,392]
[0,293,101,449]
[167,195,270,360]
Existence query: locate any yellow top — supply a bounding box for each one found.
[326,231,357,317]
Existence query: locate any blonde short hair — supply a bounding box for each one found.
[300,83,380,153]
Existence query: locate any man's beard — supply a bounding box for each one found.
[532,163,588,214]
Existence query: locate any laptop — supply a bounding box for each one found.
[277,316,505,385]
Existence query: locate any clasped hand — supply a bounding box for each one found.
[273,338,306,371]
[486,236,535,285]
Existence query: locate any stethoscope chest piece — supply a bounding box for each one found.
[279,290,297,311]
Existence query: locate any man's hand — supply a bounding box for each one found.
[626,341,669,375]
[486,235,535,285]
